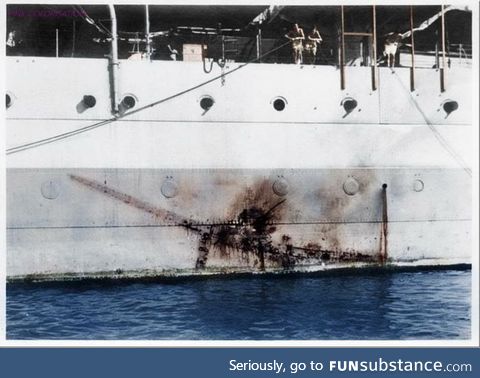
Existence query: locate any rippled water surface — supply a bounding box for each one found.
[7,268,471,340]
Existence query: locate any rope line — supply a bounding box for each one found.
[73,5,112,37]
[389,68,472,177]
[6,41,290,155]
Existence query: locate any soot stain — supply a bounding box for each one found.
[196,179,377,271]
[194,179,292,270]
[70,175,379,272]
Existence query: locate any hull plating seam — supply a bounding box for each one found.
[7,117,472,126]
[7,219,471,230]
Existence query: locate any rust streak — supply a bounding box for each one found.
[379,184,388,264]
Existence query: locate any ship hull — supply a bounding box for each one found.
[6,167,471,281]
[6,58,473,281]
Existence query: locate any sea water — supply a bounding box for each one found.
[7,268,471,340]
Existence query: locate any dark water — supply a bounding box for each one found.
[7,268,471,340]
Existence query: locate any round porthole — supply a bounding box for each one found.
[199,96,214,111]
[6,92,14,109]
[161,179,178,198]
[343,177,359,196]
[441,100,458,115]
[83,95,96,108]
[121,95,136,109]
[341,97,358,113]
[41,180,61,200]
[413,179,424,192]
[272,97,287,111]
[272,177,289,196]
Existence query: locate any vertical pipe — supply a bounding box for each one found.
[55,28,59,57]
[360,40,363,65]
[108,4,119,114]
[222,35,226,62]
[71,19,76,57]
[410,5,415,91]
[440,4,446,92]
[340,6,345,90]
[145,4,151,59]
[371,5,377,91]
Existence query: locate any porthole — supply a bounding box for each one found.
[83,95,96,108]
[343,177,359,196]
[6,92,14,109]
[341,97,357,113]
[272,97,287,111]
[441,99,458,115]
[413,179,424,192]
[41,180,61,200]
[161,178,179,198]
[122,95,136,109]
[272,177,289,196]
[199,96,214,111]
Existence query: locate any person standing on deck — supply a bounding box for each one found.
[285,23,305,64]
[305,26,322,64]
[383,31,403,68]
[6,30,16,47]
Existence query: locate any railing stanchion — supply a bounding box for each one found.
[340,6,346,90]
[410,5,416,91]
[440,4,446,92]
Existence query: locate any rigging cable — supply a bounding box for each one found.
[73,5,112,37]
[6,40,291,155]
[389,68,472,177]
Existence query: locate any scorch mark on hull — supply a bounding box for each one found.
[69,173,384,274]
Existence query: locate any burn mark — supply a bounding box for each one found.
[210,199,287,271]
[69,174,382,273]
[291,244,375,263]
[69,174,201,232]
[226,180,288,224]
[69,175,290,270]
[196,230,213,269]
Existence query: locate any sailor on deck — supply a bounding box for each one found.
[167,44,178,60]
[383,32,403,68]
[305,26,322,64]
[6,31,16,48]
[285,24,305,64]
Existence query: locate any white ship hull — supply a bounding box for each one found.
[6,58,473,281]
